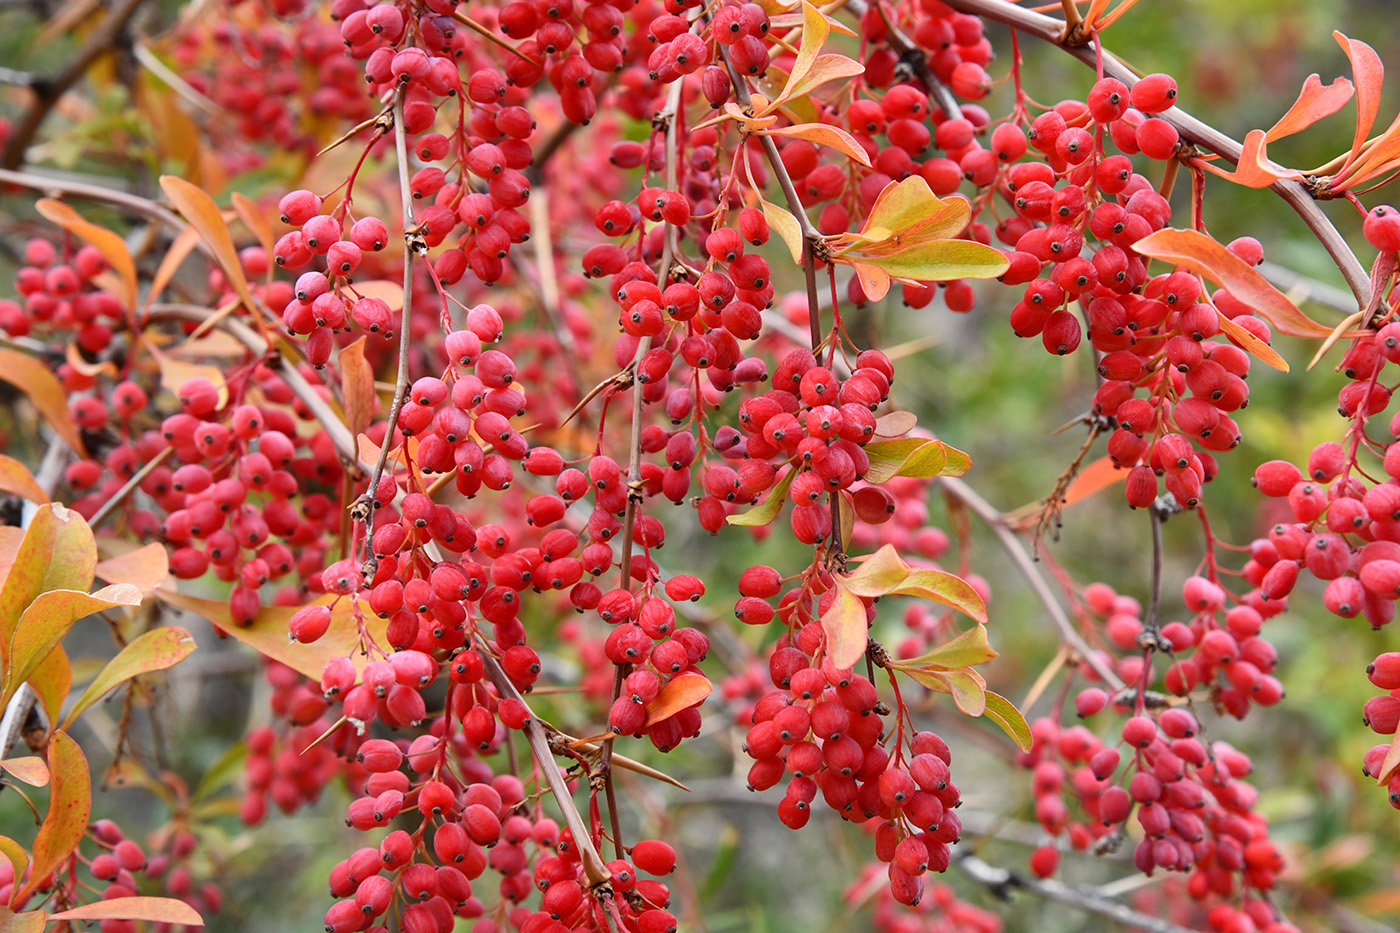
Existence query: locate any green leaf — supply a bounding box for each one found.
[727,467,796,527]
[895,624,996,670]
[983,690,1033,752]
[4,585,141,710]
[48,897,202,926]
[855,238,1010,283]
[902,667,986,716]
[61,627,196,731]
[821,584,868,670]
[14,731,89,906]
[862,438,971,484]
[193,740,247,803]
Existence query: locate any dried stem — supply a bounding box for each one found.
[956,853,1200,933]
[88,445,173,529]
[936,0,1371,308]
[937,477,1124,689]
[357,87,421,577]
[1,0,147,169]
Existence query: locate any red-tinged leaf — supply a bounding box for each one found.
[14,730,89,906]
[231,191,274,266]
[848,238,1009,283]
[872,410,917,438]
[340,336,376,440]
[1216,310,1289,372]
[727,467,796,527]
[4,584,142,708]
[0,505,96,654]
[1267,73,1355,141]
[1375,730,1400,785]
[0,350,87,457]
[0,457,47,505]
[1130,228,1332,338]
[760,198,803,265]
[61,627,196,731]
[34,199,137,312]
[159,176,255,312]
[94,542,169,594]
[851,261,891,301]
[153,588,383,680]
[1081,0,1112,28]
[983,690,1033,752]
[841,544,913,596]
[48,896,202,926]
[1060,456,1127,509]
[1199,130,1293,189]
[783,53,865,105]
[0,757,48,787]
[821,584,868,670]
[1334,32,1385,171]
[643,672,712,727]
[763,123,871,167]
[887,569,987,623]
[0,908,44,933]
[1338,127,1400,190]
[901,666,986,715]
[860,178,970,249]
[896,624,996,670]
[27,645,69,738]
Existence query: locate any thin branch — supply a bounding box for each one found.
[936,0,1371,309]
[850,0,959,118]
[1,0,147,169]
[88,445,173,529]
[956,852,1201,933]
[937,476,1124,689]
[0,166,194,243]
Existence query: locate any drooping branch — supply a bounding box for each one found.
[929,0,1370,308]
[1,0,148,170]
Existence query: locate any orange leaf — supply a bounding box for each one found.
[1334,32,1385,175]
[151,345,229,410]
[1198,130,1293,189]
[353,279,405,312]
[0,908,44,933]
[27,646,69,741]
[782,53,865,105]
[821,584,868,670]
[1215,311,1289,372]
[14,731,89,906]
[1059,456,1127,509]
[61,627,195,731]
[4,584,142,709]
[153,588,384,681]
[231,192,275,266]
[94,542,169,594]
[0,757,48,787]
[0,505,96,655]
[33,199,136,313]
[64,341,117,379]
[340,336,376,440]
[765,0,828,111]
[48,897,201,926]
[1130,228,1331,338]
[643,672,712,727]
[0,456,48,505]
[762,123,871,167]
[851,261,891,302]
[1266,73,1355,141]
[159,176,255,312]
[1375,730,1400,785]
[0,349,88,456]
[144,225,203,310]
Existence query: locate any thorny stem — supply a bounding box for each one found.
[358,86,421,580]
[601,76,685,862]
[937,477,1124,689]
[936,0,1372,308]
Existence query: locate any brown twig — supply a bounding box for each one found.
[88,445,173,529]
[1,0,148,169]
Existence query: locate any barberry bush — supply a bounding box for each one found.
[0,0,1397,930]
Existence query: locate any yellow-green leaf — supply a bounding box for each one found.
[61,627,196,731]
[0,350,88,457]
[983,690,1033,752]
[766,0,828,112]
[727,467,796,527]
[903,666,986,715]
[887,568,987,623]
[760,198,804,265]
[14,730,89,906]
[821,584,869,670]
[862,438,971,484]
[896,624,996,670]
[0,505,96,655]
[853,238,1010,282]
[0,840,28,896]
[861,177,971,248]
